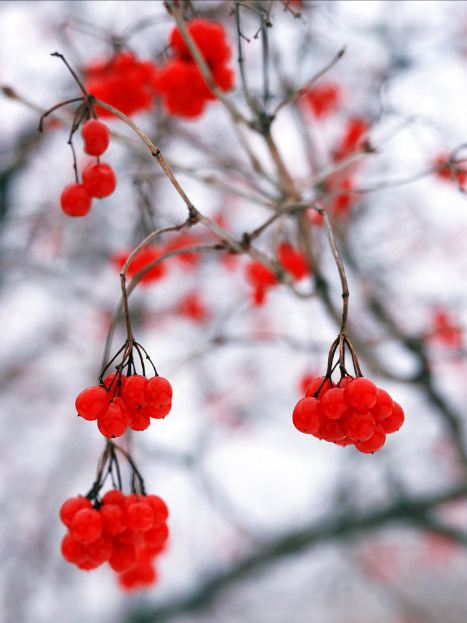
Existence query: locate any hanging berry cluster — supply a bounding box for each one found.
[60,444,169,591]
[292,336,404,453]
[76,340,173,438]
[59,117,116,217]
[154,18,234,118]
[245,242,311,306]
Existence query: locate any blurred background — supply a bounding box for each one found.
[2,1,467,622]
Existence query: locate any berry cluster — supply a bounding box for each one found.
[293,375,404,453]
[434,153,467,189]
[85,52,157,118]
[60,490,169,591]
[302,82,341,119]
[155,19,234,118]
[60,118,117,217]
[76,372,172,438]
[245,242,310,306]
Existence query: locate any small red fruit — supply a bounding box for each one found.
[82,162,117,198]
[60,183,92,217]
[292,397,322,434]
[81,119,110,156]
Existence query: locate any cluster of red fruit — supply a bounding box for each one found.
[302,82,341,118]
[245,243,310,305]
[60,490,169,591]
[429,308,463,349]
[60,119,117,217]
[83,20,233,121]
[76,372,173,438]
[434,154,467,189]
[293,376,404,453]
[112,233,201,287]
[85,52,156,118]
[154,19,234,118]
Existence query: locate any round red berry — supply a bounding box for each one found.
[146,495,169,523]
[355,424,386,453]
[122,375,147,410]
[292,397,322,434]
[75,386,109,421]
[316,418,346,442]
[371,388,393,421]
[70,508,103,543]
[81,119,110,156]
[59,496,92,527]
[126,502,154,532]
[102,489,126,506]
[146,376,173,405]
[82,162,116,198]
[100,503,127,536]
[144,401,172,419]
[345,377,378,411]
[60,183,92,217]
[321,387,349,420]
[61,533,87,564]
[304,376,333,398]
[109,543,137,573]
[342,411,375,442]
[97,401,128,438]
[381,401,404,433]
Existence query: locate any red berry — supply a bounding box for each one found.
[70,508,103,543]
[278,243,309,280]
[60,183,92,217]
[292,397,322,434]
[143,401,172,419]
[338,376,354,389]
[122,375,147,410]
[75,386,109,421]
[146,376,173,405]
[381,401,404,433]
[371,388,393,422]
[316,418,346,442]
[82,162,116,198]
[102,489,126,506]
[355,424,386,453]
[59,496,92,527]
[109,542,137,573]
[97,401,128,438]
[61,533,87,564]
[84,535,112,565]
[320,387,349,420]
[126,502,154,532]
[146,495,169,523]
[144,523,169,551]
[304,376,333,398]
[345,377,378,411]
[342,411,375,442]
[102,372,127,392]
[129,410,151,431]
[100,503,127,536]
[81,119,110,156]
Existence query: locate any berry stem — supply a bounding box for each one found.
[50,51,88,96]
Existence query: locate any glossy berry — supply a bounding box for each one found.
[82,162,116,198]
[146,376,172,405]
[317,418,346,442]
[127,502,154,532]
[305,376,333,398]
[292,397,322,434]
[355,425,386,453]
[70,508,103,544]
[100,504,127,536]
[371,388,393,422]
[146,495,169,523]
[75,386,109,421]
[345,377,378,411]
[381,402,404,433]
[60,496,92,527]
[81,119,110,156]
[60,183,92,217]
[321,387,349,420]
[61,533,87,564]
[97,401,128,438]
[102,489,126,506]
[342,411,375,442]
